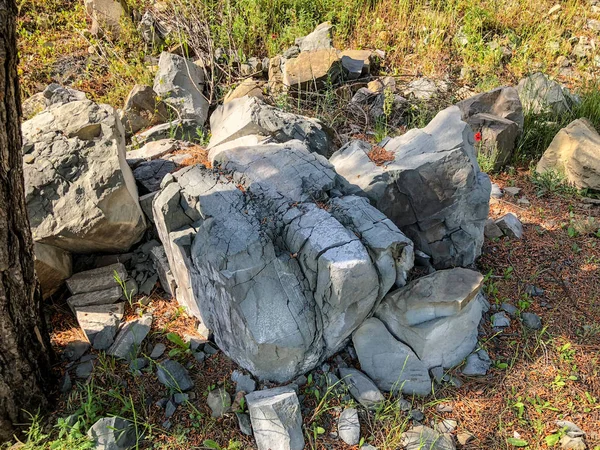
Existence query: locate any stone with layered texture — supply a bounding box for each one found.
[153,140,414,382]
[330,106,491,269]
[22,100,146,253]
[75,302,124,350]
[375,268,485,369]
[34,242,72,299]
[153,52,209,125]
[207,96,332,157]
[283,49,342,91]
[536,118,600,191]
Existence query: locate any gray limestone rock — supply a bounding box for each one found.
[517,72,578,115]
[338,368,385,408]
[207,96,332,157]
[246,386,304,450]
[156,359,194,392]
[462,349,491,376]
[66,263,128,295]
[457,86,524,131]
[236,412,253,436]
[330,106,491,269]
[153,52,208,124]
[495,213,523,239]
[22,100,145,253]
[63,340,90,362]
[374,269,485,369]
[88,417,136,450]
[67,286,123,313]
[338,408,360,445]
[522,312,542,330]
[42,83,86,107]
[401,425,456,450]
[484,219,504,239]
[150,343,166,359]
[491,312,511,328]
[207,388,232,417]
[232,370,256,393]
[75,302,124,350]
[153,140,414,382]
[295,22,333,52]
[120,85,169,136]
[108,314,152,361]
[352,318,431,396]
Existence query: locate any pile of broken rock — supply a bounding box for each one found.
[27,20,600,449]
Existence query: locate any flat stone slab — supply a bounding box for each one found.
[66,263,128,295]
[75,302,124,350]
[67,285,122,313]
[156,359,194,392]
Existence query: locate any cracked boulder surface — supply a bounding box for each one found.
[153,140,414,382]
[330,105,491,269]
[21,99,146,254]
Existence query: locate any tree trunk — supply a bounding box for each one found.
[0,0,55,442]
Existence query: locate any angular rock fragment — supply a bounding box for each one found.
[153,140,413,381]
[340,50,373,79]
[22,100,146,253]
[153,52,209,125]
[536,118,600,191]
[495,212,523,239]
[283,49,342,91]
[207,388,231,417]
[246,386,304,450]
[352,318,431,396]
[484,218,504,239]
[207,96,332,157]
[374,268,485,369]
[295,22,333,52]
[156,359,194,391]
[338,408,360,445]
[75,303,124,350]
[87,417,136,450]
[331,106,491,268]
[108,314,152,361]
[401,425,456,450]
[338,368,385,408]
[67,286,123,313]
[517,72,578,115]
[462,349,491,376]
[120,85,169,136]
[84,0,124,36]
[224,79,264,104]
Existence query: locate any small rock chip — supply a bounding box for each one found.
[76,360,94,379]
[87,417,136,450]
[62,340,90,362]
[436,419,458,434]
[491,311,511,328]
[232,370,256,393]
[560,435,586,450]
[522,312,542,330]
[410,409,425,422]
[236,412,253,436]
[338,408,360,445]
[174,393,189,404]
[165,400,177,418]
[462,349,491,376]
[495,213,524,239]
[207,388,232,418]
[457,431,475,445]
[338,368,384,409]
[501,302,518,317]
[504,186,521,197]
[156,359,194,392]
[150,343,166,359]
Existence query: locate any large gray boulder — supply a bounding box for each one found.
[22,100,146,253]
[330,106,491,268]
[153,52,209,125]
[207,96,332,157]
[153,140,413,382]
[375,268,485,369]
[517,72,578,115]
[536,118,600,191]
[456,87,523,171]
[246,386,304,450]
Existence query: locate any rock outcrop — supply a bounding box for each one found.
[330,106,491,268]
[153,140,414,382]
[22,99,146,253]
[536,118,600,191]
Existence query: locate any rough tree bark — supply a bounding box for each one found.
[0,0,55,442]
